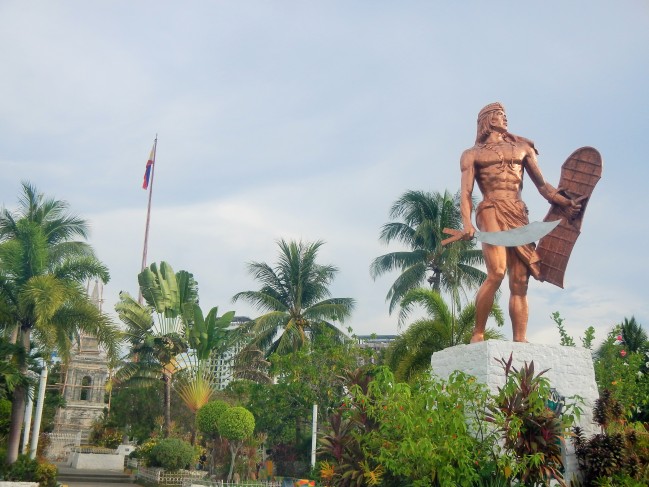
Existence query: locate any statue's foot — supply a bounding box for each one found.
[470,333,484,343]
[513,337,529,343]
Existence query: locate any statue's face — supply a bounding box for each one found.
[490,110,508,133]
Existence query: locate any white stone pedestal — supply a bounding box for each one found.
[430,340,599,484]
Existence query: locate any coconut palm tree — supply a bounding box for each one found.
[0,182,120,463]
[370,190,485,313]
[386,288,504,381]
[232,239,355,356]
[116,261,198,437]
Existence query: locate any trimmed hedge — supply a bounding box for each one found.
[149,438,196,471]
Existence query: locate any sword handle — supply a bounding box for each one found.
[442,228,464,246]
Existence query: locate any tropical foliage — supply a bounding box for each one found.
[370,190,485,313]
[175,304,235,413]
[0,182,120,463]
[117,261,236,436]
[232,239,355,355]
[196,400,230,439]
[385,288,504,381]
[551,311,596,349]
[5,181,646,485]
[108,376,165,442]
[195,400,256,481]
[219,406,256,481]
[489,354,582,486]
[573,389,649,486]
[594,317,649,423]
[148,437,197,471]
[319,361,582,487]
[617,316,648,354]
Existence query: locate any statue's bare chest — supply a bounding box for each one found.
[474,142,526,179]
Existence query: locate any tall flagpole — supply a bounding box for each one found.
[139,136,157,304]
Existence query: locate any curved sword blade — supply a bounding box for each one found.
[476,220,561,247]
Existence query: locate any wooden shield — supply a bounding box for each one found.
[537,147,603,288]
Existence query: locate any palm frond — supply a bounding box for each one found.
[303,298,355,323]
[232,290,288,313]
[397,288,450,327]
[386,263,428,314]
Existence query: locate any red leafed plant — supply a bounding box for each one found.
[489,353,580,487]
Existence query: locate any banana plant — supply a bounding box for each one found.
[185,304,235,361]
[138,262,198,334]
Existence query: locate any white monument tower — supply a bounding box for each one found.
[53,281,110,443]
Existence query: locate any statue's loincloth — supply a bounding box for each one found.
[476,199,541,270]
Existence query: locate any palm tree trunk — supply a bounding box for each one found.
[6,384,26,463]
[5,327,31,464]
[163,372,172,437]
[429,271,441,293]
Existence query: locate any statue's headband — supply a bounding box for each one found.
[478,102,505,121]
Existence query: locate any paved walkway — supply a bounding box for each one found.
[56,466,143,487]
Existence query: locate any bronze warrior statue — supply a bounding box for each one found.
[458,102,582,343]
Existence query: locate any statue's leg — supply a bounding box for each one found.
[472,207,506,343]
[508,248,530,342]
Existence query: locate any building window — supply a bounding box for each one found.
[80,376,92,401]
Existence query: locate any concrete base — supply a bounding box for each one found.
[430,340,599,484]
[70,452,124,470]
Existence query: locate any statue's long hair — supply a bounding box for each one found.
[475,113,496,144]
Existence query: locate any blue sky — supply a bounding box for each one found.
[1,1,647,345]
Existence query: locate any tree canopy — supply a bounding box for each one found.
[233,239,355,355]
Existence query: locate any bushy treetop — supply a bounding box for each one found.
[195,400,230,437]
[218,406,255,442]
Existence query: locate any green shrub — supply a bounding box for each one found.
[149,438,196,471]
[2,454,38,481]
[320,366,497,486]
[89,416,123,449]
[35,462,58,487]
[133,437,159,465]
[0,455,58,487]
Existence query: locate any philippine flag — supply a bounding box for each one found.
[142,144,155,189]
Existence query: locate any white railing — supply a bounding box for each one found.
[70,445,117,454]
[43,431,81,461]
[181,481,282,487]
[136,466,208,486]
